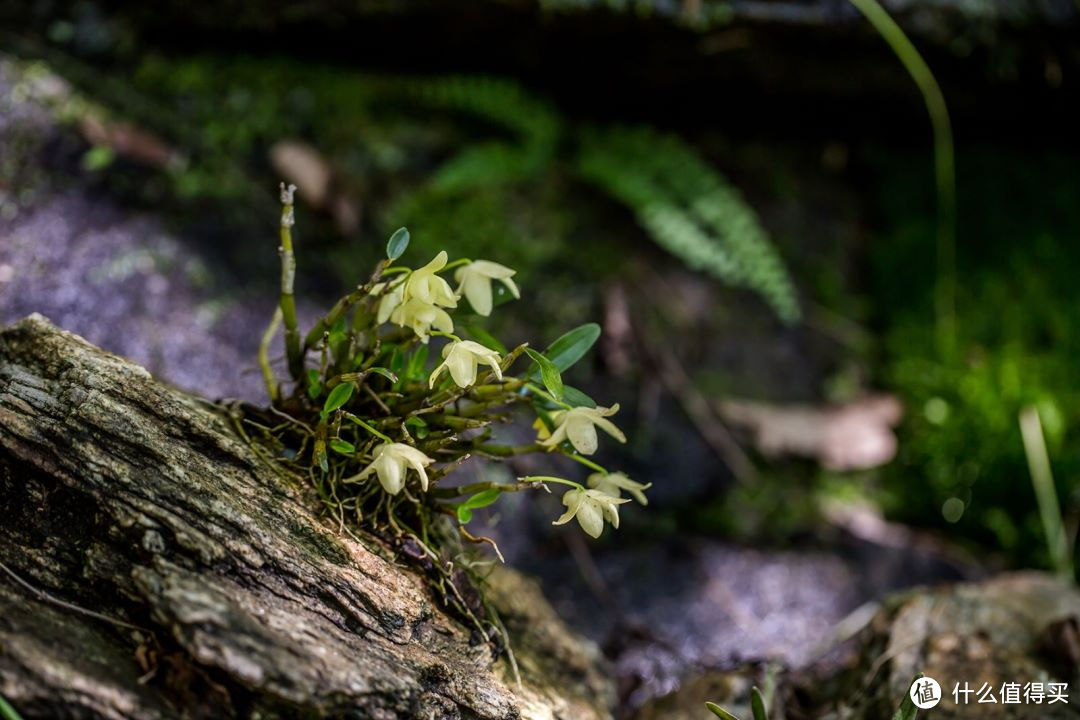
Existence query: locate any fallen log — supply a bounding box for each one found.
[0,314,612,720]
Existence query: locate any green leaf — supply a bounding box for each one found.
[387,346,405,375]
[456,488,503,524]
[406,345,430,380]
[705,702,740,720]
[328,316,348,355]
[750,687,768,720]
[329,439,356,456]
[462,488,502,510]
[561,385,597,408]
[1,694,26,720]
[322,381,355,416]
[891,674,923,720]
[81,145,115,172]
[525,348,564,401]
[532,323,601,379]
[306,369,323,400]
[533,404,556,432]
[405,415,429,439]
[463,324,508,355]
[369,367,399,383]
[386,227,410,260]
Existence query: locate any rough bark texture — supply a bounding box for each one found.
[0,314,613,720]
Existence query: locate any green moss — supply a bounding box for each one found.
[870,147,1080,569]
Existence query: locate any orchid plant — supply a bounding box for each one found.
[247,184,649,582]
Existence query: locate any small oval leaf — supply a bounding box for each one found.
[462,488,502,510]
[405,415,429,439]
[329,439,356,456]
[386,227,410,260]
[322,381,355,416]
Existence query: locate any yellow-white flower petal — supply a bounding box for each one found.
[553,488,585,526]
[391,298,454,343]
[375,281,405,325]
[538,404,626,455]
[405,251,457,308]
[429,340,504,388]
[588,472,651,505]
[455,260,520,317]
[344,442,434,495]
[552,487,629,538]
[574,494,605,538]
[374,454,403,494]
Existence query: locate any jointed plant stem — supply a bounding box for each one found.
[278,184,304,381]
[259,306,283,402]
[303,261,391,351]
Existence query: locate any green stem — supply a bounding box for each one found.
[519,475,585,491]
[440,258,472,272]
[278,184,305,381]
[561,452,608,474]
[347,414,394,443]
[1019,406,1073,581]
[847,0,956,358]
[258,306,282,403]
[433,481,530,499]
[303,260,390,350]
[474,443,543,457]
[525,382,571,409]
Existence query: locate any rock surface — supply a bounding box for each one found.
[0,315,613,719]
[846,572,1080,718]
[630,572,1080,719]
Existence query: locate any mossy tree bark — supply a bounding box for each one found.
[0,315,612,720]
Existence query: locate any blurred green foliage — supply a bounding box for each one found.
[125,55,799,321]
[16,47,1077,571]
[872,148,1080,569]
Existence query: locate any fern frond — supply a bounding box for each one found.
[577,127,799,322]
[431,141,540,192]
[400,76,561,184]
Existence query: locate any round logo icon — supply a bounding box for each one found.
[910,677,942,709]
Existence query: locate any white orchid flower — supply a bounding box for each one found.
[587,471,651,505]
[345,442,434,494]
[538,404,626,455]
[405,250,458,308]
[454,260,519,316]
[429,340,503,388]
[390,298,454,343]
[374,281,405,325]
[552,487,629,538]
